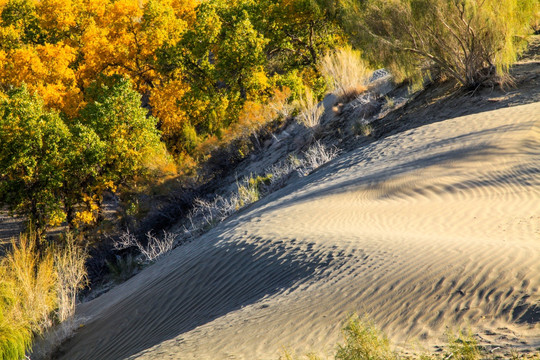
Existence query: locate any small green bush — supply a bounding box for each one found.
[276,315,505,359]
[237,174,273,208]
[445,329,481,360]
[336,314,397,360]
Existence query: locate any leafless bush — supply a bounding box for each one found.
[188,195,239,228]
[55,234,88,323]
[114,230,177,262]
[266,159,301,192]
[301,141,341,175]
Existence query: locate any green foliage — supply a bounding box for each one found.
[0,85,71,231]
[335,314,397,360]
[344,0,539,87]
[445,329,481,360]
[0,77,166,232]
[254,0,344,70]
[154,0,344,161]
[80,76,163,186]
[0,288,31,360]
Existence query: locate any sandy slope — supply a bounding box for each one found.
[57,102,540,360]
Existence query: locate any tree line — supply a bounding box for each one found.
[0,0,537,234]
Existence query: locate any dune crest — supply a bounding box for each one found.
[58,103,540,360]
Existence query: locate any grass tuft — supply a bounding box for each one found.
[297,87,325,128]
[319,46,371,99]
[0,231,88,359]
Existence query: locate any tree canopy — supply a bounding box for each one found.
[0,78,165,232]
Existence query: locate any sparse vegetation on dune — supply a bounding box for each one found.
[183,141,340,240]
[281,314,540,360]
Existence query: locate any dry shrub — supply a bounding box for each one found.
[348,0,539,88]
[319,46,371,99]
[297,87,324,128]
[114,230,176,263]
[301,141,340,174]
[2,234,57,334]
[55,234,89,323]
[229,88,292,143]
[269,87,295,120]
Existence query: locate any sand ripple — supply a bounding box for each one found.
[57,103,540,360]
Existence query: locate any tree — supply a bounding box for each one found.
[0,78,169,232]
[255,0,344,70]
[344,0,539,88]
[74,76,167,225]
[0,85,71,232]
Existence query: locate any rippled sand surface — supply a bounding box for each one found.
[58,103,540,359]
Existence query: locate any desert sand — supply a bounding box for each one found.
[57,102,540,359]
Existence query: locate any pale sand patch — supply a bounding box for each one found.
[57,102,540,360]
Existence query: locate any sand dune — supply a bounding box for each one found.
[57,102,540,359]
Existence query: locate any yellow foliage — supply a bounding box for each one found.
[150,77,190,134]
[0,43,81,116]
[175,151,198,176]
[142,142,178,178]
[170,0,197,24]
[38,0,78,34]
[48,208,67,227]
[73,194,100,226]
[0,24,22,48]
[74,210,96,226]
[245,66,270,101]
[76,0,194,92]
